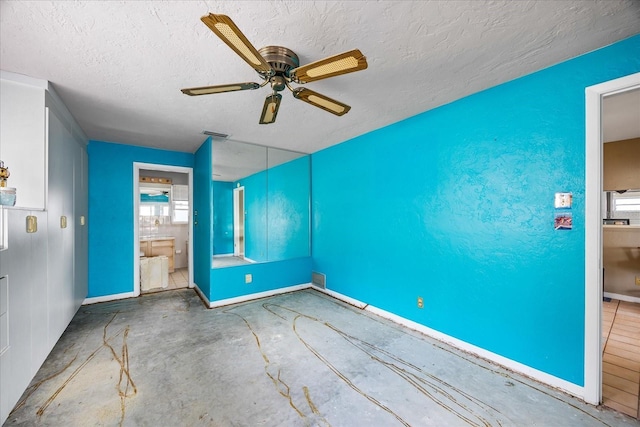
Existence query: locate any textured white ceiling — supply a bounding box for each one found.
[1,1,639,155]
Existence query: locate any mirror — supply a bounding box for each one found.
[212,139,310,268]
[140,184,171,204]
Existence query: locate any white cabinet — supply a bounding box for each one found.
[47,107,76,344]
[0,73,47,210]
[0,75,88,424]
[0,209,48,421]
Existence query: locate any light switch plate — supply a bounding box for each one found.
[554,192,572,209]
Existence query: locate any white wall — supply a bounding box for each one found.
[0,72,88,424]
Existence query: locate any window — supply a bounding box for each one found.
[613,190,640,212]
[172,200,189,224]
[140,204,170,217]
[170,185,189,224]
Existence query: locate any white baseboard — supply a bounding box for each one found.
[213,254,234,258]
[83,291,136,305]
[604,292,640,304]
[316,287,585,401]
[208,283,312,308]
[319,287,368,309]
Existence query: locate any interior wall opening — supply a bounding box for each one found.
[133,163,194,296]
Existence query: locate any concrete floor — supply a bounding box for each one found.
[4,289,638,426]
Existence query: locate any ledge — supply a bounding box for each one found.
[139,236,176,241]
[603,224,640,229]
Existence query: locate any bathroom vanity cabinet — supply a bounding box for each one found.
[140,237,175,272]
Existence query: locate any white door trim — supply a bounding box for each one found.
[233,186,245,257]
[584,72,640,405]
[133,162,194,297]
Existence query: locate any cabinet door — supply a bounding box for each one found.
[1,209,36,422]
[0,79,47,210]
[29,210,49,374]
[140,241,150,257]
[151,240,174,272]
[73,141,88,308]
[47,108,75,346]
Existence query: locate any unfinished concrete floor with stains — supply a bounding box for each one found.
[3,289,637,426]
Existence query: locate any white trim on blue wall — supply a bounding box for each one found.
[318,287,584,399]
[603,292,640,305]
[584,72,640,405]
[83,291,136,305]
[206,283,312,309]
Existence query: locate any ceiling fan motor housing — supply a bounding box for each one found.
[258,46,300,78]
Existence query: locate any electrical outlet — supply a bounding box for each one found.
[245,274,252,284]
[417,296,424,309]
[636,276,640,286]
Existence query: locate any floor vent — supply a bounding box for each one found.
[312,272,326,289]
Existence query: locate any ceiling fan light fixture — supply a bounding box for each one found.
[201,14,273,75]
[293,88,351,116]
[259,93,282,124]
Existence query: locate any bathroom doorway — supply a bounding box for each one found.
[584,72,640,406]
[133,162,194,296]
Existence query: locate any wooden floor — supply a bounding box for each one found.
[602,299,640,418]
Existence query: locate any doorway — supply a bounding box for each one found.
[233,186,245,257]
[584,72,640,406]
[133,162,194,296]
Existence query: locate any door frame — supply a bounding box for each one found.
[233,186,245,257]
[584,72,640,405]
[133,162,194,297]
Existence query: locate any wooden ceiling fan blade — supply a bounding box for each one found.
[292,88,351,116]
[181,82,260,96]
[259,93,282,124]
[289,49,367,83]
[201,14,273,75]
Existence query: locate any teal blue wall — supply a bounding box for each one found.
[87,141,194,298]
[193,138,213,297]
[210,257,312,301]
[236,170,268,262]
[311,35,640,386]
[212,181,234,255]
[267,156,311,261]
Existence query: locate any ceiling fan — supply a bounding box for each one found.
[181,14,368,124]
